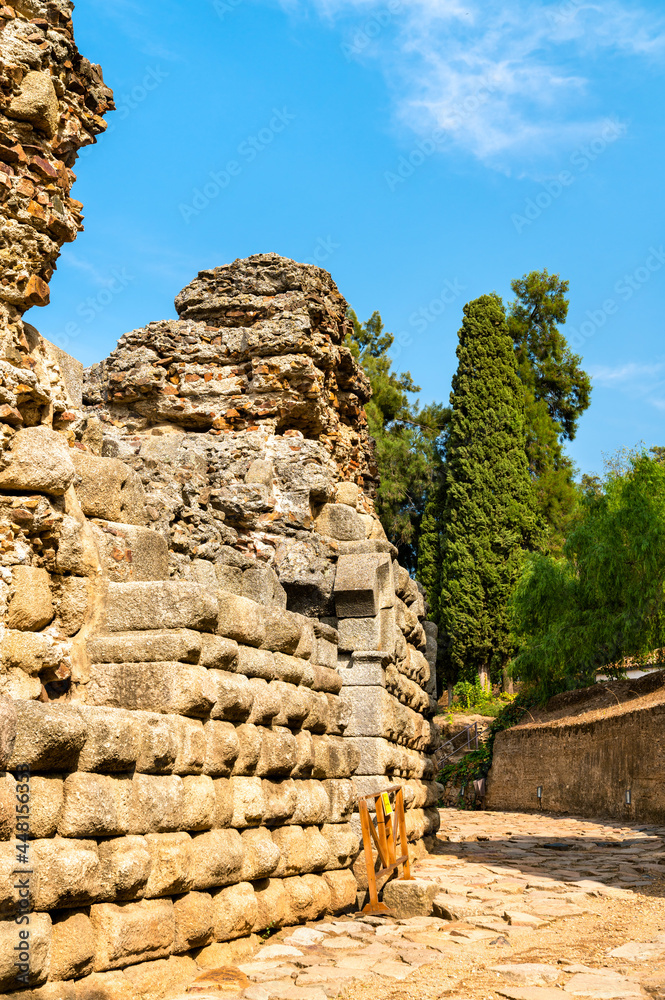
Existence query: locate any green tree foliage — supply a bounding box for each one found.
[511,451,665,701]
[439,294,538,687]
[507,270,591,553]
[346,309,448,570]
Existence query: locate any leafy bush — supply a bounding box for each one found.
[510,451,665,701]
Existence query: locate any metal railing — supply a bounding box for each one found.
[433,720,492,769]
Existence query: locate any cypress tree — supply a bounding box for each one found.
[439,293,537,688]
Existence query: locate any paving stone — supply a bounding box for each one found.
[607,941,665,961]
[495,989,569,1000]
[320,935,366,950]
[283,928,326,947]
[563,973,648,998]
[491,963,561,985]
[255,945,304,961]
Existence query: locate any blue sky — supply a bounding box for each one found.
[34,0,665,477]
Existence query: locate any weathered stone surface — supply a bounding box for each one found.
[77,707,141,772]
[90,899,174,971]
[129,774,184,834]
[87,662,214,717]
[212,882,258,942]
[86,630,202,665]
[102,582,217,633]
[50,910,95,981]
[143,832,193,897]
[0,913,51,990]
[90,521,169,582]
[71,453,147,525]
[315,504,365,541]
[8,702,87,772]
[0,698,17,770]
[31,837,101,910]
[173,891,214,952]
[7,565,54,631]
[189,828,244,889]
[0,427,75,495]
[58,773,131,837]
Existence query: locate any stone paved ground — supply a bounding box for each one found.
[178,809,665,1000]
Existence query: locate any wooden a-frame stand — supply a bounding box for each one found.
[358,784,413,915]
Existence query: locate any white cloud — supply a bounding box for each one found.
[590,361,663,385]
[300,0,665,171]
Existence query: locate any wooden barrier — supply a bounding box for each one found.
[357,784,413,914]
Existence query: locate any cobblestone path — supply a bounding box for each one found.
[178,809,665,1000]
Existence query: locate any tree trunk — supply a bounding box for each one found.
[478,666,490,692]
[502,667,514,695]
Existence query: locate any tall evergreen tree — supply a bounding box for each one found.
[507,270,591,552]
[439,294,538,688]
[346,309,448,570]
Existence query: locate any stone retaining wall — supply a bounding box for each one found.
[486,698,665,823]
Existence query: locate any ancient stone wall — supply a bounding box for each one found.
[0,5,440,992]
[486,693,665,823]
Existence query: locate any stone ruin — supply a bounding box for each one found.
[0,2,440,995]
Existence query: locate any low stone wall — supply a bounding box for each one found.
[486,698,665,823]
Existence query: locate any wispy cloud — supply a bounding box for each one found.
[590,360,665,411]
[298,0,665,173]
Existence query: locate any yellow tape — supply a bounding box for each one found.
[381,792,393,816]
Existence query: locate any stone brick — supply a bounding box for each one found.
[311,735,360,779]
[173,718,205,775]
[333,552,389,618]
[7,566,54,631]
[0,698,16,770]
[320,823,359,869]
[253,878,290,932]
[271,825,330,877]
[90,899,174,971]
[0,913,51,990]
[173,891,214,952]
[87,662,214,718]
[202,720,239,776]
[230,776,265,827]
[8,69,59,136]
[302,690,329,734]
[261,608,302,654]
[262,779,298,825]
[189,828,243,890]
[1,631,59,677]
[322,868,361,911]
[290,780,329,826]
[325,692,351,736]
[89,521,169,582]
[212,777,233,828]
[102,582,217,633]
[216,592,266,647]
[323,778,355,823]
[199,635,238,670]
[50,910,95,981]
[143,832,193,897]
[310,663,342,694]
[339,687,399,740]
[32,838,100,910]
[239,827,281,880]
[231,723,262,775]
[283,873,331,923]
[129,775,184,834]
[77,707,141,773]
[255,726,296,777]
[246,677,281,726]
[208,670,253,721]
[97,836,150,901]
[236,645,275,679]
[135,714,179,774]
[292,729,315,778]
[0,426,75,495]
[71,453,147,526]
[273,652,309,685]
[55,514,100,577]
[86,630,202,665]
[338,650,388,687]
[59,773,131,838]
[181,775,215,831]
[56,576,94,636]
[314,503,365,541]
[271,681,310,728]
[212,882,257,942]
[8,702,87,772]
